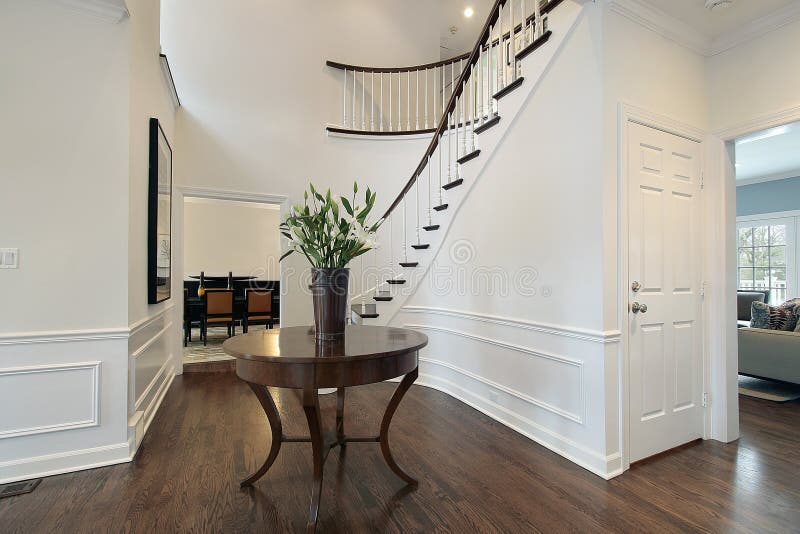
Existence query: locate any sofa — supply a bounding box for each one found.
[737,290,800,385]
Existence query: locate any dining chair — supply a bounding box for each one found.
[243,289,273,333]
[202,289,235,345]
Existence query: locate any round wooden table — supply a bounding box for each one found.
[222,325,428,533]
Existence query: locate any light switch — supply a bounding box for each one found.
[0,248,19,269]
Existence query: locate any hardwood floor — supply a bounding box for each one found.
[1,372,799,533]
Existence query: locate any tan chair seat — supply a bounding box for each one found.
[207,316,233,323]
[247,315,272,321]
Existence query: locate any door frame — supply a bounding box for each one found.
[618,103,708,471]
[172,185,289,375]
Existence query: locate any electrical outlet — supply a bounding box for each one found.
[0,248,18,269]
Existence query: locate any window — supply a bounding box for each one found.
[737,214,798,305]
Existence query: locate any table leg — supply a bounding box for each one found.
[241,383,283,488]
[379,367,419,485]
[336,387,346,446]
[302,387,324,534]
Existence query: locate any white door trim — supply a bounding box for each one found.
[173,185,290,375]
[618,102,708,472]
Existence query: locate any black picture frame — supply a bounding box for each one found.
[148,117,173,304]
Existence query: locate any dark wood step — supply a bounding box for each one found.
[457,149,481,165]
[411,244,430,250]
[423,225,440,231]
[399,262,418,267]
[516,30,552,62]
[373,293,393,302]
[387,279,406,285]
[433,203,449,211]
[351,303,379,319]
[493,76,524,100]
[442,179,464,191]
[474,115,500,135]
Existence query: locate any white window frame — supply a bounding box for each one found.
[736,210,800,304]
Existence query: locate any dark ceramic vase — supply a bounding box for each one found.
[311,268,350,340]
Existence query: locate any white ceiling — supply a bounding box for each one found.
[639,0,797,39]
[735,121,800,183]
[438,0,494,59]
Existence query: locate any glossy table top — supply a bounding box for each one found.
[222,325,428,364]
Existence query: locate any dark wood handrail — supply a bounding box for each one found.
[326,53,471,74]
[381,0,507,220]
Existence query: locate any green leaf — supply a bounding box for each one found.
[279,249,295,261]
[340,196,354,216]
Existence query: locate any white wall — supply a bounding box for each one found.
[708,18,800,134]
[160,0,442,326]
[183,199,281,279]
[0,0,177,484]
[0,0,132,483]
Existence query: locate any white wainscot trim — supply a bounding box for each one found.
[0,442,130,485]
[401,306,621,344]
[131,321,174,360]
[0,328,128,345]
[0,362,100,439]
[129,304,175,336]
[405,324,586,423]
[413,366,622,479]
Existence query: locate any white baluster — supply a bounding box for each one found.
[499,3,505,89]
[427,155,433,225]
[447,111,452,183]
[402,197,408,264]
[415,175,420,244]
[438,138,444,205]
[370,71,374,132]
[389,214,394,281]
[362,70,366,130]
[477,50,483,126]
[380,72,384,132]
[425,68,429,130]
[433,68,437,129]
[360,253,365,305]
[510,0,517,81]
[407,71,411,131]
[397,71,401,131]
[470,64,476,151]
[534,0,542,40]
[522,0,528,45]
[342,68,347,127]
[461,85,467,155]
[415,69,420,130]
[352,69,356,129]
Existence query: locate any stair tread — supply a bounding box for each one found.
[474,115,500,135]
[442,179,464,191]
[423,225,440,231]
[351,304,379,319]
[493,77,524,100]
[399,262,419,267]
[373,295,393,302]
[516,30,553,61]
[387,279,406,284]
[411,244,430,250]
[457,149,481,165]
[433,203,449,211]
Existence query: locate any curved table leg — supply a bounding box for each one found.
[336,387,346,446]
[302,388,324,534]
[379,367,419,486]
[241,382,283,488]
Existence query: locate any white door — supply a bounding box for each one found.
[628,122,704,463]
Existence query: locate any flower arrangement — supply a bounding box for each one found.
[280,182,381,268]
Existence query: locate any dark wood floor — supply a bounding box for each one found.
[2,372,799,533]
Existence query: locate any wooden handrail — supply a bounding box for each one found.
[326,53,471,74]
[381,0,507,220]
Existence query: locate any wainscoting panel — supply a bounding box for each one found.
[0,362,99,439]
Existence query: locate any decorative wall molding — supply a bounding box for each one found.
[129,304,175,337]
[401,306,621,343]
[130,322,174,359]
[735,169,800,188]
[420,357,584,423]
[0,362,100,439]
[177,185,289,207]
[0,328,128,345]
[606,0,800,57]
[714,104,800,141]
[49,0,129,24]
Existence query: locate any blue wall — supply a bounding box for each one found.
[737,176,800,216]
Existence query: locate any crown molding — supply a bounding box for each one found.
[736,169,800,187]
[606,0,711,56]
[711,0,800,55]
[49,0,129,24]
[606,0,800,57]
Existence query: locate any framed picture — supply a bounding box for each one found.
[148,118,172,304]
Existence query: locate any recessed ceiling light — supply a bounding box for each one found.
[463,6,474,18]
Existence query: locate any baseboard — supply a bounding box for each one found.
[414,373,622,479]
[0,442,131,485]
[129,365,175,457]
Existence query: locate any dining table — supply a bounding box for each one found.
[222,325,428,533]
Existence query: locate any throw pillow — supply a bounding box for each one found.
[750,301,796,331]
